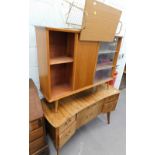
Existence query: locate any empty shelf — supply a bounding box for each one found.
[50,57,73,65]
[51,84,72,99]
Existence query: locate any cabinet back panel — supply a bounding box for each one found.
[50,64,73,87]
[49,31,74,58]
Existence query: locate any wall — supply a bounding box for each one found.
[29,0,126,97]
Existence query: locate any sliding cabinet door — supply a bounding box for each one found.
[73,38,99,90]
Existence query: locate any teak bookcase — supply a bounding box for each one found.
[36,27,122,109]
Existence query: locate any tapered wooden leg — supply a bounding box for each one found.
[107,112,111,124]
[55,100,59,113]
[57,148,60,155]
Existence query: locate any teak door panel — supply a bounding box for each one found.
[74,39,99,90]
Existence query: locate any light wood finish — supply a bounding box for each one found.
[36,27,122,103]
[50,57,73,65]
[42,86,119,128]
[74,40,99,89]
[49,31,74,59]
[50,64,73,97]
[80,0,122,41]
[58,116,76,134]
[77,103,99,128]
[48,77,113,102]
[46,27,80,33]
[35,27,51,101]
[43,86,120,149]
[103,100,117,112]
[29,127,44,142]
[58,122,76,148]
[55,100,59,113]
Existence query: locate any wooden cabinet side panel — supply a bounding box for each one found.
[35,27,51,99]
[74,39,99,90]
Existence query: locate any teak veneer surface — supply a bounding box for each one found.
[42,86,119,128]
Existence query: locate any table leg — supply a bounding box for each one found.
[57,148,60,155]
[55,100,59,113]
[107,112,111,124]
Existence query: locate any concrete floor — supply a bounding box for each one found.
[47,89,126,155]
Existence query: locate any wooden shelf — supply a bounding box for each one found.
[46,77,113,102]
[50,57,73,65]
[51,84,72,99]
[96,63,113,71]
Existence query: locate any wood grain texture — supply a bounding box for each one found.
[45,86,120,149]
[74,39,99,89]
[42,85,119,128]
[58,122,76,148]
[80,0,122,41]
[31,145,49,155]
[29,137,46,154]
[29,79,43,122]
[50,57,73,65]
[29,127,44,142]
[46,77,113,102]
[35,27,51,100]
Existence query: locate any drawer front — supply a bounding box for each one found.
[30,119,43,131]
[97,100,104,114]
[102,101,117,113]
[58,122,76,148]
[32,145,49,155]
[59,115,75,134]
[77,104,99,128]
[30,137,46,154]
[29,127,44,142]
[104,94,119,103]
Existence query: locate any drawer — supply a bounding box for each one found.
[58,115,75,134]
[29,127,44,142]
[30,137,46,154]
[104,94,119,103]
[30,119,43,131]
[97,100,104,114]
[58,122,76,148]
[32,145,49,155]
[102,101,117,113]
[77,104,99,128]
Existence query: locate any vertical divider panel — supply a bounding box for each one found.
[93,42,101,82]
[72,33,79,90]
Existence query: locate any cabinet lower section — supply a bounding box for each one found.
[46,93,119,150]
